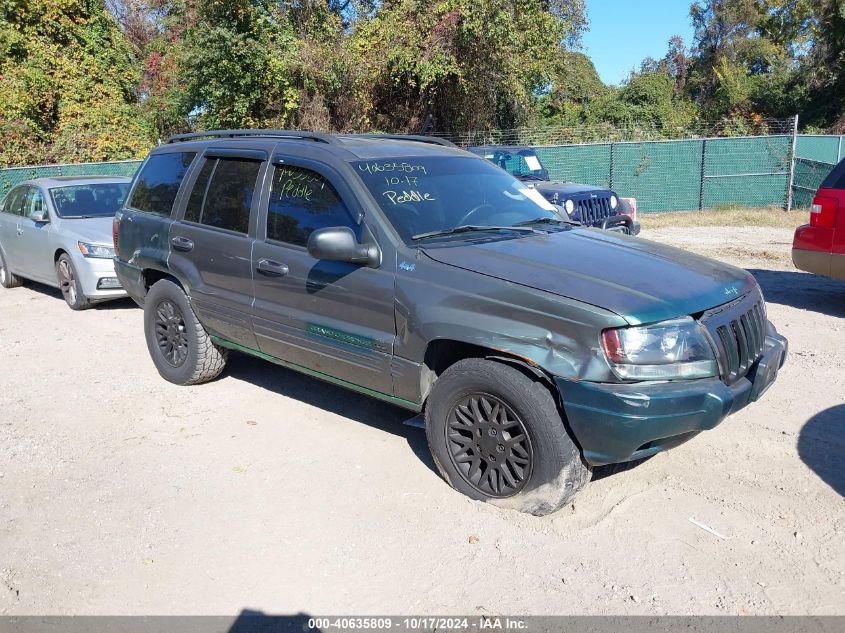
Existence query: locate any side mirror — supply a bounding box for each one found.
[29,210,49,223]
[307,226,380,267]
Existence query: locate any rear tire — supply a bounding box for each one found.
[0,249,23,288]
[144,279,228,385]
[425,358,590,516]
[56,253,91,310]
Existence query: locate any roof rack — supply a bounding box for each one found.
[343,133,458,148]
[165,129,338,145]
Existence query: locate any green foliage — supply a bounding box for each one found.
[3,0,845,169]
[0,0,155,167]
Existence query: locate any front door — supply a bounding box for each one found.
[16,187,55,284]
[168,152,267,348]
[251,160,395,395]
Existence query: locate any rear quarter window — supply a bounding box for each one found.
[127,152,196,215]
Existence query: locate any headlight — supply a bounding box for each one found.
[564,199,575,214]
[78,241,115,259]
[601,317,717,380]
[610,195,618,210]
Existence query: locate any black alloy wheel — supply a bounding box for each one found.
[446,392,534,498]
[154,299,189,367]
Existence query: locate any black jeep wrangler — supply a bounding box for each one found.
[467,145,640,235]
[114,130,786,515]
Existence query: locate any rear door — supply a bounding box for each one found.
[168,149,268,348]
[251,157,395,394]
[0,186,29,272]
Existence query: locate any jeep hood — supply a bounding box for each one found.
[531,181,613,196]
[421,229,756,325]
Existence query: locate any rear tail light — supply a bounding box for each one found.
[620,197,637,221]
[810,195,837,228]
[112,216,119,254]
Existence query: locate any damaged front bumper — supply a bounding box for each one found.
[555,330,788,466]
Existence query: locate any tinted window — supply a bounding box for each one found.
[184,159,216,223]
[267,165,357,246]
[186,158,260,234]
[2,187,28,216]
[128,152,196,215]
[50,184,130,218]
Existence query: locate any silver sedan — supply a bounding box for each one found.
[0,176,131,309]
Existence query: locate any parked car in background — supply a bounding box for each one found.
[0,176,130,309]
[792,158,845,280]
[467,145,641,235]
[115,130,785,515]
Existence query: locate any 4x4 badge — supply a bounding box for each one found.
[399,261,416,272]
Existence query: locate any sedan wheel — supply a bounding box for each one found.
[56,254,91,310]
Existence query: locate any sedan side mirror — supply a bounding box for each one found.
[29,210,49,223]
[307,226,380,268]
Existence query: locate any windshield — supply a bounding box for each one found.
[353,157,560,243]
[473,149,548,180]
[50,183,130,219]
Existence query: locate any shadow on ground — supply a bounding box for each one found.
[223,352,435,474]
[229,610,319,632]
[14,279,137,310]
[748,268,845,318]
[798,404,845,497]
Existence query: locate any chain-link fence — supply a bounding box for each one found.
[1,118,841,213]
[0,159,141,200]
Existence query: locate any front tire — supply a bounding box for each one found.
[143,279,228,385]
[56,253,91,310]
[0,249,23,289]
[425,358,590,516]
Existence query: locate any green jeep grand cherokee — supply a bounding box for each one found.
[114,130,788,515]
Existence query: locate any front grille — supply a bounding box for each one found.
[701,291,767,384]
[575,195,612,224]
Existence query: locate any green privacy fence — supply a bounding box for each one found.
[535,135,792,212]
[0,159,141,200]
[0,131,842,212]
[791,134,845,208]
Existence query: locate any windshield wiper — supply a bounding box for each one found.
[411,225,537,241]
[517,174,546,182]
[513,216,580,227]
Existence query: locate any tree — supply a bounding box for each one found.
[349,0,587,133]
[0,0,155,166]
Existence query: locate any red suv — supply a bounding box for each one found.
[792,160,845,280]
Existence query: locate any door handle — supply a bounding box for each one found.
[171,236,194,252]
[256,259,289,277]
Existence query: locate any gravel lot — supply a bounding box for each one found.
[1,223,843,616]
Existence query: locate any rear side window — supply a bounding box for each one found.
[2,187,28,216]
[127,152,196,215]
[183,158,260,234]
[267,165,357,246]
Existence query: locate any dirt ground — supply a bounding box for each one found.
[0,222,843,616]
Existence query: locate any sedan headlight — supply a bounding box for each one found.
[564,199,575,214]
[78,241,115,259]
[610,195,619,210]
[601,317,717,380]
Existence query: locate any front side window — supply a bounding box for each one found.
[183,158,260,234]
[24,188,45,218]
[266,164,357,247]
[2,187,28,216]
[352,156,559,243]
[50,184,129,219]
[127,152,196,216]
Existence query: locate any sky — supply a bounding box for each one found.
[582,0,696,86]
